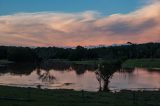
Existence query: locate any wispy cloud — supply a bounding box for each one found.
[0,2,160,47]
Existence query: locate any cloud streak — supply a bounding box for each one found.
[0,2,160,47]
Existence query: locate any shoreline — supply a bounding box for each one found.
[122,59,160,69]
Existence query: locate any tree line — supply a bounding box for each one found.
[0,42,160,62]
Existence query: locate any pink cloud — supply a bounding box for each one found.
[0,3,160,47]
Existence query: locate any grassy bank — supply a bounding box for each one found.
[0,86,160,106]
[71,60,104,65]
[0,60,13,67]
[71,59,121,66]
[122,59,160,69]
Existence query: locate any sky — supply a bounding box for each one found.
[0,0,160,47]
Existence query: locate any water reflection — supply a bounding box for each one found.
[38,70,56,83]
[0,63,36,75]
[0,62,160,92]
[95,64,120,91]
[110,68,160,91]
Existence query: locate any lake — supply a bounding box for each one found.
[0,62,160,92]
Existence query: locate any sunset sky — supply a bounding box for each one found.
[0,0,160,47]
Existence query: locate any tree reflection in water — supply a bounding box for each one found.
[95,64,120,92]
[36,68,56,84]
[0,62,36,75]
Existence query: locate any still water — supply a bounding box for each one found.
[0,62,160,92]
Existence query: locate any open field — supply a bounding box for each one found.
[71,59,121,66]
[0,60,13,64]
[71,60,104,65]
[0,60,13,67]
[0,86,160,106]
[122,59,160,69]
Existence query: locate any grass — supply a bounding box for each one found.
[71,60,104,65]
[0,86,160,106]
[122,59,160,69]
[71,59,121,65]
[0,59,13,64]
[46,59,104,66]
[0,60,13,67]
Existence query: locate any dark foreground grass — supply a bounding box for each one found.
[0,86,160,106]
[122,59,160,69]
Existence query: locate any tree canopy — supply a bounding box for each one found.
[0,42,160,62]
